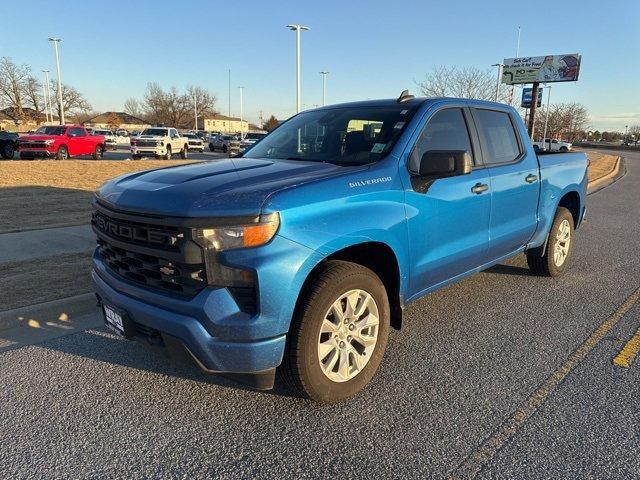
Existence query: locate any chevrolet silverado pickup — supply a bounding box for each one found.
[92,94,588,403]
[18,125,106,160]
[130,127,189,160]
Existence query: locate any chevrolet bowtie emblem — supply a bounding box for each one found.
[159,266,175,276]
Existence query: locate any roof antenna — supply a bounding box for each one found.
[397,89,414,103]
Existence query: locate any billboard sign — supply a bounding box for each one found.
[521,88,543,108]
[501,54,581,85]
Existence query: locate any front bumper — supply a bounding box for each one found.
[19,147,55,158]
[92,251,287,374]
[130,146,166,156]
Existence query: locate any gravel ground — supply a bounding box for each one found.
[0,149,638,479]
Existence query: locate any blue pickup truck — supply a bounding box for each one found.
[92,94,588,403]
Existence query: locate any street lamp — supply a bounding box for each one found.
[238,86,244,135]
[319,71,329,106]
[48,37,65,125]
[286,24,309,114]
[491,64,502,102]
[41,70,52,123]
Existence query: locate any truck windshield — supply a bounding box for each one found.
[243,105,418,165]
[35,126,66,135]
[141,128,168,136]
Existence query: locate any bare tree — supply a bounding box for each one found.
[0,57,31,118]
[23,76,43,114]
[141,83,217,127]
[50,82,92,119]
[533,103,590,141]
[417,66,507,102]
[628,125,640,139]
[124,97,143,118]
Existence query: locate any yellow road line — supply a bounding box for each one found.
[613,326,640,368]
[449,286,640,480]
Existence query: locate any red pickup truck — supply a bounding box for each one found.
[18,125,106,160]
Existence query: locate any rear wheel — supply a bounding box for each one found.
[527,207,574,277]
[1,142,15,159]
[209,143,215,152]
[280,260,390,404]
[222,144,228,153]
[56,146,68,160]
[164,145,172,160]
[180,144,188,159]
[92,145,103,160]
[559,146,568,152]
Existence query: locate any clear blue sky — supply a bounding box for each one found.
[2,0,638,131]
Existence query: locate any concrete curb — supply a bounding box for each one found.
[0,292,97,332]
[587,156,625,195]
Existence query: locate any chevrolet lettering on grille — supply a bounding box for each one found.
[93,213,178,247]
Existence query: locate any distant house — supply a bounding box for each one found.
[203,114,248,134]
[0,107,49,132]
[84,111,149,132]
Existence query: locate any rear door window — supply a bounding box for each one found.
[473,109,521,165]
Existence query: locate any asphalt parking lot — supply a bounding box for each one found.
[0,150,638,479]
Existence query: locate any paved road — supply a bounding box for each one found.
[1,150,638,479]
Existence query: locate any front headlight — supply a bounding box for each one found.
[199,212,280,251]
[44,139,55,145]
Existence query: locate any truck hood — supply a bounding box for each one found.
[97,157,354,218]
[19,134,61,141]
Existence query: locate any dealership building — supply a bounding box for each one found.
[203,114,249,133]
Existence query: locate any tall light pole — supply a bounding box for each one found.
[194,92,198,132]
[238,86,244,135]
[542,85,552,150]
[286,24,309,114]
[491,64,502,102]
[41,70,51,123]
[319,71,329,106]
[48,37,65,125]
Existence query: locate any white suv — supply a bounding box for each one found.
[130,127,190,159]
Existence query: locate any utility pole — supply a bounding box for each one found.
[286,24,309,113]
[491,64,502,102]
[228,68,231,118]
[41,70,51,123]
[319,71,329,106]
[48,37,65,125]
[542,85,552,150]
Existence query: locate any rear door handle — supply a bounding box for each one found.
[525,174,538,183]
[471,182,489,194]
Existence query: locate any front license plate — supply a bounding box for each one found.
[103,304,125,336]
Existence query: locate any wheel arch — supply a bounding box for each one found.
[293,241,404,330]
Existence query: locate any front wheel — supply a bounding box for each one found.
[209,143,215,152]
[93,145,103,160]
[164,145,172,160]
[280,260,390,404]
[526,207,574,277]
[180,144,188,159]
[56,146,69,160]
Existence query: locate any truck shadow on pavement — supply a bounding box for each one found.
[43,326,301,399]
[484,263,534,277]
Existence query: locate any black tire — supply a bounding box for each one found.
[56,146,68,160]
[559,146,568,152]
[92,145,103,160]
[1,142,15,159]
[164,145,172,160]
[132,155,141,160]
[280,260,390,404]
[180,144,188,159]
[222,144,228,153]
[209,143,215,152]
[526,207,574,277]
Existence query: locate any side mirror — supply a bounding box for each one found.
[418,150,472,178]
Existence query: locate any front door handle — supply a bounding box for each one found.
[471,182,489,194]
[525,174,538,183]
